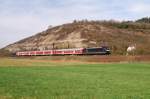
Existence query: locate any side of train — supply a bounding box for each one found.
[16,47,111,56]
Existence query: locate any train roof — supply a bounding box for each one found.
[85,47,108,49]
[16,48,85,53]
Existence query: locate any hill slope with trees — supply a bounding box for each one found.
[3,18,150,55]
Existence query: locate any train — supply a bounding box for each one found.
[16,47,111,56]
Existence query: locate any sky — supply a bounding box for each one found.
[0,0,150,48]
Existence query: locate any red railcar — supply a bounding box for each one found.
[16,48,84,56]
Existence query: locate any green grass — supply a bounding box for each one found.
[0,58,150,99]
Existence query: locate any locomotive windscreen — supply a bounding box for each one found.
[86,48,105,52]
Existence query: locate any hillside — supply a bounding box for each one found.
[3,19,150,55]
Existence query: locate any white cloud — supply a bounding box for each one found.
[130,3,150,13]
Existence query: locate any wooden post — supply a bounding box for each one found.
[67,42,69,48]
[52,43,55,49]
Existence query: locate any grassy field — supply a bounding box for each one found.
[0,58,150,99]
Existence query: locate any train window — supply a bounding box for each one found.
[99,48,105,52]
[86,48,105,53]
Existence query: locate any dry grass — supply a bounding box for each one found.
[0,57,90,67]
[0,55,149,67]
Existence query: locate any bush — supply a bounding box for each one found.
[0,49,12,57]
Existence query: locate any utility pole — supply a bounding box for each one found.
[67,42,69,48]
[52,43,55,49]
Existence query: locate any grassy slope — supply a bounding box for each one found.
[0,58,150,99]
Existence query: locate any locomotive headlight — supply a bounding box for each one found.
[106,49,110,51]
[106,49,111,54]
